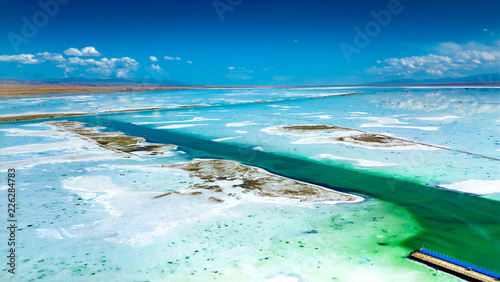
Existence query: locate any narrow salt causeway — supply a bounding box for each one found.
[0,122,122,170]
[0,121,179,171]
[0,112,92,122]
[262,124,443,150]
[167,158,362,205]
[50,121,177,156]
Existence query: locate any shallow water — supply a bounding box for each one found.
[76,115,500,272]
[1,86,499,280]
[0,121,453,281]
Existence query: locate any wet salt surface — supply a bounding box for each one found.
[437,179,500,195]
[106,87,499,195]
[0,87,360,118]
[317,153,398,168]
[346,116,440,131]
[0,119,459,281]
[1,86,497,280]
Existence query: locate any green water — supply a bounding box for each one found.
[72,114,500,273]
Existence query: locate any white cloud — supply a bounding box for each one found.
[0,54,41,64]
[64,47,101,57]
[228,66,234,69]
[0,45,150,80]
[65,57,138,68]
[67,57,84,65]
[81,47,101,56]
[165,56,181,60]
[61,56,139,78]
[149,56,158,62]
[35,52,65,63]
[186,60,192,64]
[482,28,493,35]
[0,52,66,64]
[151,64,163,73]
[369,41,500,79]
[113,57,139,68]
[0,47,141,79]
[63,48,81,56]
[116,70,128,78]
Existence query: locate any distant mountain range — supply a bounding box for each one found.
[373,73,500,86]
[1,73,499,87]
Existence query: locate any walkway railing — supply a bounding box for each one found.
[419,246,500,279]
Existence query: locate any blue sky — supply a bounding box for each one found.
[0,0,499,85]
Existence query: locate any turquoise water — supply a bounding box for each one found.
[76,116,500,272]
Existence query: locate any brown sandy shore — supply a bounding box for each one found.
[0,83,295,97]
[2,81,498,96]
[0,83,184,96]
